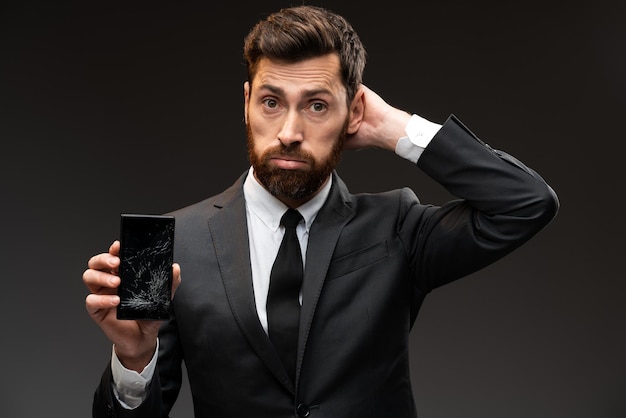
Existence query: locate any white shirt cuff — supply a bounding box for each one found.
[395,114,442,164]
[110,339,159,409]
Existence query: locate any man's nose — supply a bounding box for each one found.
[277,110,304,146]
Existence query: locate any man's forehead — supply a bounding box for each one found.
[252,54,343,90]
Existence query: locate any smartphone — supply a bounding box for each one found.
[117,214,175,320]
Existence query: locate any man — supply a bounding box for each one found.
[84,5,559,417]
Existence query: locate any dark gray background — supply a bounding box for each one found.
[1,1,624,417]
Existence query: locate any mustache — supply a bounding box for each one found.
[263,144,314,162]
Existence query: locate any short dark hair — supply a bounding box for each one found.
[243,5,366,104]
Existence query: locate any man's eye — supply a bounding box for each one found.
[310,102,326,112]
[263,99,278,108]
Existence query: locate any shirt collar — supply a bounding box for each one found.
[243,166,331,232]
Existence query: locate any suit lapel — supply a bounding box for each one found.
[208,174,296,393]
[296,172,355,383]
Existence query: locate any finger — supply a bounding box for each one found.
[85,293,120,316]
[83,268,120,293]
[87,251,119,273]
[108,240,120,256]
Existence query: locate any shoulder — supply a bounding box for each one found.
[332,171,420,210]
[167,171,247,227]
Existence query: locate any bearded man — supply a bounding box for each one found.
[84,5,558,418]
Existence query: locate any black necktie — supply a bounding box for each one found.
[266,208,303,381]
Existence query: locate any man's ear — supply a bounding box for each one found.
[346,86,365,134]
[243,81,250,124]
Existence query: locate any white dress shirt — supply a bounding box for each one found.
[111,114,442,408]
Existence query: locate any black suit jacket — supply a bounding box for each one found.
[93,115,559,417]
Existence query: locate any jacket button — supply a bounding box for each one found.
[296,402,310,417]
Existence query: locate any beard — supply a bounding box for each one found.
[247,121,346,202]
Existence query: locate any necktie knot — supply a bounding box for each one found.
[281,209,302,229]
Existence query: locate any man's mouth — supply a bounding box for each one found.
[269,156,308,170]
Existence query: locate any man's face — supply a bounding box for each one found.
[244,53,358,206]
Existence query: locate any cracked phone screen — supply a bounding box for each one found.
[117,214,175,320]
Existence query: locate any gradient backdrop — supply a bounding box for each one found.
[1,1,624,417]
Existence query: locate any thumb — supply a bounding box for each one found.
[171,263,182,297]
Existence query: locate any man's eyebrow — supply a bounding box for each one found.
[256,84,333,99]
[301,88,333,99]
[257,84,284,96]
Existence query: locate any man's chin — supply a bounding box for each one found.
[256,169,322,201]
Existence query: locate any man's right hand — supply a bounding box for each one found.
[83,240,181,372]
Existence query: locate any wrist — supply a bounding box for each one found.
[384,110,412,151]
[114,341,157,373]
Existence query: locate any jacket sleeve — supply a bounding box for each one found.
[92,312,183,417]
[92,362,165,418]
[403,114,559,293]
